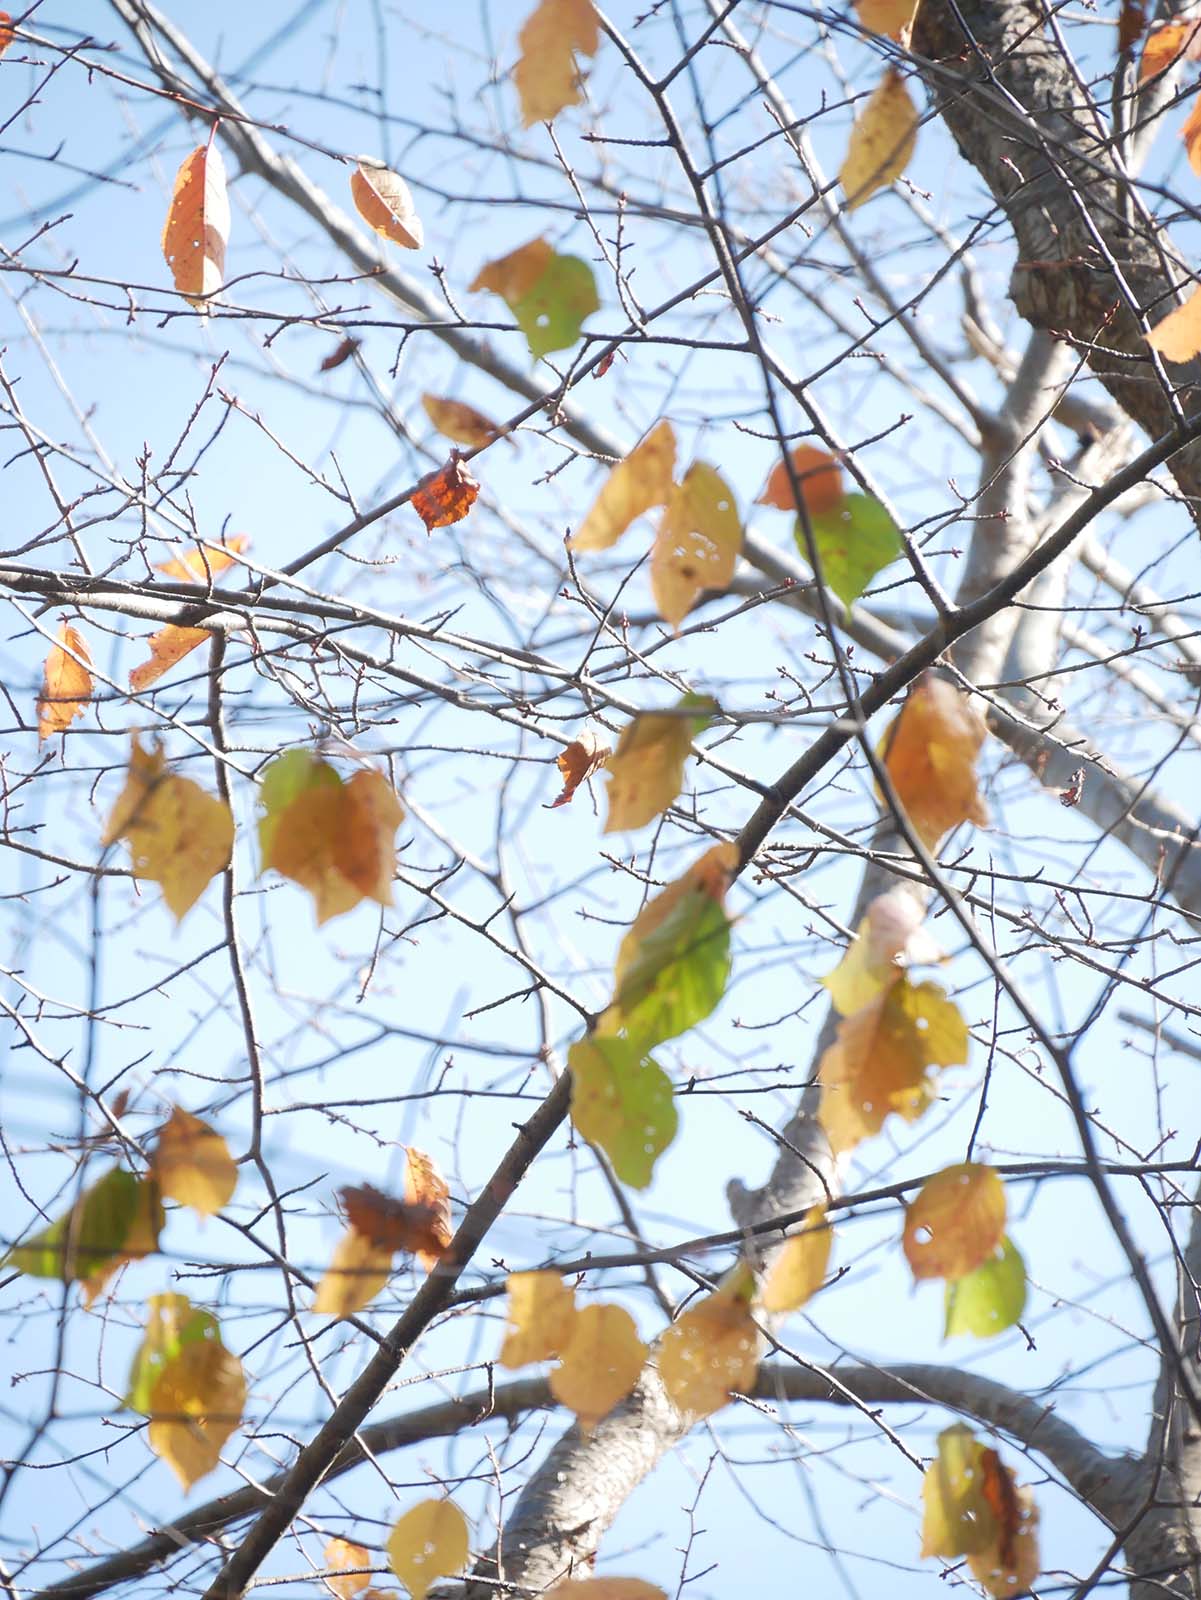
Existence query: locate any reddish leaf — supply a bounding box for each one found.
[350,160,423,249]
[0,14,14,57]
[756,445,845,516]
[339,1181,448,1264]
[161,142,230,303]
[319,336,361,373]
[412,456,481,531]
[548,731,611,808]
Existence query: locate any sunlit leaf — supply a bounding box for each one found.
[127,1292,220,1415]
[881,674,988,850]
[313,1227,394,1319]
[606,888,731,1050]
[161,142,230,303]
[796,493,902,610]
[6,1166,161,1294]
[470,237,598,359]
[569,1035,677,1189]
[500,1270,578,1368]
[153,1106,238,1218]
[944,1237,1028,1340]
[37,622,92,741]
[82,1175,165,1305]
[1140,17,1201,79]
[147,1333,246,1490]
[921,1426,1040,1597]
[1146,282,1201,364]
[340,1179,449,1263]
[401,1147,453,1272]
[325,1537,373,1599]
[855,0,918,42]
[817,976,969,1153]
[470,237,553,302]
[903,1162,1006,1282]
[421,393,504,449]
[0,14,13,57]
[386,1499,470,1600]
[823,885,940,1018]
[968,1460,1040,1598]
[102,737,233,922]
[602,692,716,833]
[659,1268,759,1420]
[759,1206,833,1313]
[569,420,676,553]
[548,730,611,808]
[546,1582,667,1600]
[651,462,741,628]
[514,0,600,126]
[1184,94,1201,173]
[129,624,210,692]
[154,534,249,583]
[411,456,480,530]
[839,68,918,211]
[756,444,844,516]
[550,1302,647,1433]
[350,159,424,249]
[319,336,361,372]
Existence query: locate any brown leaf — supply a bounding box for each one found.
[154,534,249,583]
[1120,1,1147,56]
[548,731,611,808]
[324,1538,373,1599]
[513,0,600,126]
[902,1162,1006,1281]
[499,1271,578,1367]
[319,336,361,373]
[340,1181,448,1264]
[421,393,506,449]
[0,14,13,57]
[839,68,918,211]
[756,444,845,516]
[37,622,93,741]
[401,1146,452,1271]
[881,673,988,849]
[129,625,210,691]
[469,237,553,301]
[1147,282,1201,363]
[569,420,676,552]
[350,160,424,249]
[412,456,481,531]
[153,1107,238,1218]
[161,142,230,303]
[333,770,406,905]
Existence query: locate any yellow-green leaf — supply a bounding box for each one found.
[651,462,741,628]
[839,68,918,211]
[386,1499,470,1600]
[944,1237,1028,1340]
[6,1166,162,1298]
[921,1426,1040,1597]
[569,1035,678,1189]
[470,236,598,359]
[796,493,902,611]
[126,1292,220,1415]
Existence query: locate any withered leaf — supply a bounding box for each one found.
[37,622,93,741]
[319,336,361,373]
[548,730,611,808]
[350,159,424,249]
[412,456,481,531]
[162,142,230,303]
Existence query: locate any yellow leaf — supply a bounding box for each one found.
[500,1271,578,1367]
[881,673,988,849]
[386,1499,470,1600]
[161,143,230,303]
[818,976,968,1154]
[855,0,919,41]
[421,393,504,449]
[153,1106,237,1217]
[903,1162,1006,1281]
[569,420,677,553]
[921,1426,1039,1595]
[514,0,600,126]
[602,693,715,834]
[37,622,92,741]
[350,160,423,249]
[325,1537,373,1598]
[822,884,940,1017]
[756,444,845,516]
[129,624,210,692]
[550,1303,647,1433]
[760,1206,833,1313]
[548,730,611,808]
[839,68,918,212]
[651,462,741,629]
[102,737,233,922]
[1146,282,1201,364]
[659,1276,760,1420]
[611,841,737,992]
[148,1335,246,1490]
[313,1227,394,1318]
[546,1582,668,1600]
[470,236,554,301]
[154,533,249,583]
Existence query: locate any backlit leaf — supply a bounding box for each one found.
[651,462,741,628]
[944,1237,1027,1339]
[756,444,844,515]
[1140,18,1201,80]
[1146,282,1201,364]
[823,884,940,1017]
[570,420,677,552]
[968,1461,1040,1598]
[881,674,988,849]
[760,1206,833,1313]
[313,1227,394,1318]
[154,534,249,583]
[386,1499,469,1600]
[856,0,918,41]
[547,1583,667,1600]
[350,160,423,249]
[401,1147,453,1271]
[922,1426,1040,1596]
[514,0,600,126]
[470,237,553,302]
[1184,95,1201,173]
[605,880,732,1050]
[839,68,918,211]
[153,1106,238,1218]
[548,730,611,808]
[147,1333,246,1489]
[569,1035,677,1189]
[340,1179,449,1264]
[102,737,233,921]
[37,622,92,741]
[0,14,13,57]
[500,1270,578,1367]
[325,1538,373,1599]
[126,1292,220,1416]
[421,394,504,449]
[903,1163,1005,1281]
[412,456,480,530]
[602,692,716,833]
[550,1302,647,1433]
[337,770,408,904]
[82,1175,165,1305]
[817,976,969,1153]
[129,625,210,692]
[512,251,599,359]
[6,1166,161,1293]
[659,1270,759,1420]
[161,142,230,303]
[796,493,902,610]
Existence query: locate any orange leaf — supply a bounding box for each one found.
[881,673,988,849]
[902,1162,1006,1281]
[547,1583,667,1600]
[1147,283,1201,363]
[1184,93,1201,174]
[548,731,611,808]
[161,143,230,302]
[569,420,676,553]
[401,1146,452,1271]
[513,0,600,126]
[421,393,505,449]
[129,625,210,690]
[658,1271,759,1420]
[350,160,424,249]
[324,1538,373,1599]
[37,622,93,741]
[319,336,361,372]
[469,237,553,301]
[1140,18,1201,80]
[154,534,249,583]
[855,0,918,43]
[339,1181,449,1263]
[412,456,481,531]
[0,14,13,57]
[500,1271,578,1367]
[756,444,845,516]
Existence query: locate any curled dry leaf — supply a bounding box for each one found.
[499,1270,578,1367]
[881,673,988,849]
[756,443,845,516]
[37,622,93,741]
[759,1206,833,1313]
[839,68,918,211]
[550,1302,647,1433]
[513,0,600,126]
[822,884,940,1017]
[569,419,676,552]
[548,730,611,808]
[902,1162,1006,1281]
[386,1499,470,1600]
[421,393,505,449]
[651,462,741,629]
[1184,95,1201,174]
[162,142,230,303]
[401,1146,453,1271]
[658,1270,760,1420]
[324,1538,373,1599]
[412,455,481,531]
[350,159,424,249]
[153,1106,238,1217]
[1146,282,1201,364]
[319,335,361,372]
[340,1178,449,1264]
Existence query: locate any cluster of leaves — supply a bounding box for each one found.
[922,1426,1041,1598]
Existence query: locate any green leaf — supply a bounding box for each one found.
[511,253,599,358]
[257,749,341,862]
[6,1166,142,1283]
[944,1236,1027,1339]
[126,1292,221,1414]
[610,890,731,1048]
[569,1035,678,1188]
[795,492,902,610]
